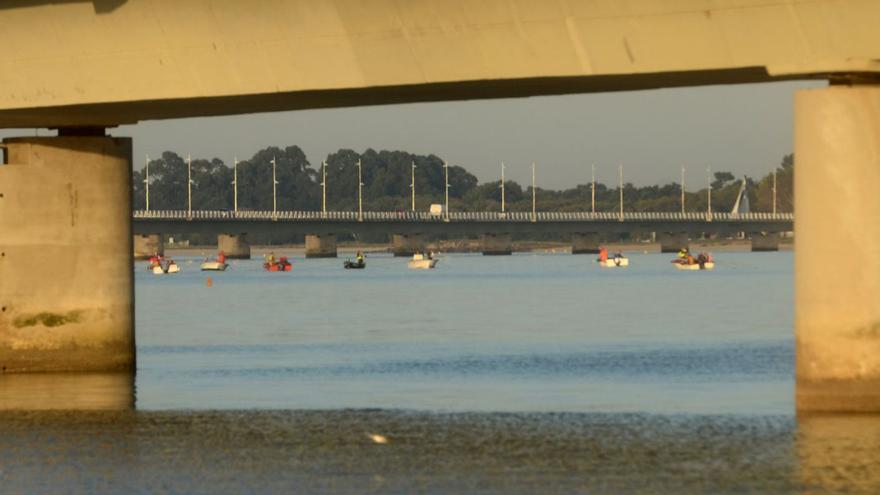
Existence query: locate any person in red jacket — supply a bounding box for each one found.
[598,245,608,262]
[217,250,226,264]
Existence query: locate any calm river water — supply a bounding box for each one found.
[1,250,879,493]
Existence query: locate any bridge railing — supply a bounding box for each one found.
[133,210,794,223]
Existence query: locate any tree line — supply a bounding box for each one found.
[133,146,793,215]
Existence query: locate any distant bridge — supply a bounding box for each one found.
[133,209,793,258]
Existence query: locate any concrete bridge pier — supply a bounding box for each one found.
[795,84,880,412]
[0,135,134,372]
[571,232,601,254]
[218,233,250,259]
[657,232,689,253]
[134,234,164,260]
[305,234,337,258]
[392,233,425,257]
[750,232,780,252]
[481,233,512,255]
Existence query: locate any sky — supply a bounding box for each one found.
[3,80,821,190]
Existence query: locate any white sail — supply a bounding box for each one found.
[731,178,750,214]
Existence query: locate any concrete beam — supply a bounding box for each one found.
[218,233,250,259]
[134,234,163,260]
[657,232,689,253]
[571,232,601,254]
[0,136,134,372]
[795,84,880,412]
[481,233,512,256]
[305,233,337,258]
[392,233,425,257]
[750,233,780,252]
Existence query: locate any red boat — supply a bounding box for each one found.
[263,256,293,272]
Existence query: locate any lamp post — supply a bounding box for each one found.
[681,165,686,214]
[531,162,537,222]
[232,156,238,214]
[772,167,777,215]
[357,158,363,221]
[500,162,506,213]
[410,161,416,212]
[707,166,713,220]
[618,164,624,221]
[591,163,596,214]
[271,155,278,219]
[144,154,150,212]
[321,160,327,216]
[443,161,450,221]
[186,154,192,219]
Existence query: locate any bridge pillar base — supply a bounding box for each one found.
[391,234,425,257]
[305,234,337,258]
[795,84,880,412]
[571,232,601,254]
[0,136,134,372]
[481,233,512,255]
[657,232,689,253]
[750,233,780,252]
[218,233,250,259]
[134,234,164,260]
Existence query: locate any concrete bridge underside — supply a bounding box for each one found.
[1,0,879,411]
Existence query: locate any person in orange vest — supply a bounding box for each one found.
[217,250,226,264]
[598,245,608,262]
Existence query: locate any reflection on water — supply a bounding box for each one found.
[0,410,878,493]
[0,373,133,410]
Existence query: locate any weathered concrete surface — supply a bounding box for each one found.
[305,233,337,258]
[0,136,134,372]
[392,233,425,257]
[1,1,880,128]
[657,232,689,253]
[217,234,250,259]
[571,232,601,254]
[133,234,163,260]
[795,85,880,412]
[481,233,512,256]
[751,233,780,252]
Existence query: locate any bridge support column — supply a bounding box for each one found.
[0,136,134,372]
[481,233,512,255]
[657,232,689,253]
[750,232,780,252]
[305,234,337,258]
[218,233,250,259]
[795,84,880,411]
[571,232,601,254]
[392,234,425,257]
[134,234,164,260]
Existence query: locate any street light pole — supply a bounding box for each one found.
[500,162,506,213]
[144,154,150,211]
[772,167,777,214]
[271,155,278,219]
[444,161,450,221]
[531,162,537,222]
[321,160,327,216]
[707,166,713,220]
[232,156,238,214]
[591,163,596,214]
[410,161,416,212]
[357,158,363,221]
[618,164,624,221]
[681,165,686,214]
[186,154,192,219]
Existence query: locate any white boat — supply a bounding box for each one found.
[673,261,714,270]
[408,253,438,270]
[598,256,629,267]
[151,262,180,275]
[200,261,228,271]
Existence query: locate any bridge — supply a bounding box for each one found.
[1,0,878,411]
[133,210,793,257]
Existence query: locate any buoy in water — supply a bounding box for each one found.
[205,277,213,288]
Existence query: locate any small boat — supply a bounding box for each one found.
[151,260,180,275]
[598,255,629,267]
[673,261,715,270]
[408,252,438,270]
[344,259,365,269]
[200,261,228,271]
[264,257,293,272]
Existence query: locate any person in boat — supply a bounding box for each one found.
[598,245,608,263]
[217,250,226,264]
[678,248,690,259]
[356,251,364,264]
[613,251,623,260]
[266,251,276,266]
